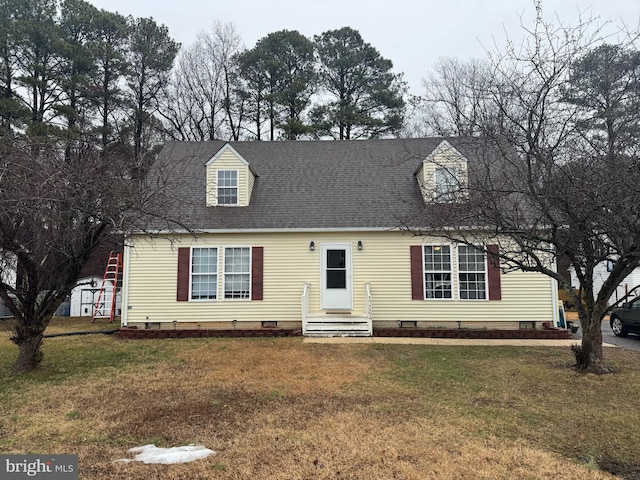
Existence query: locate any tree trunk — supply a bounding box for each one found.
[13,333,45,372]
[576,311,607,373]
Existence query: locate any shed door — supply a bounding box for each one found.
[321,244,352,310]
[81,289,100,316]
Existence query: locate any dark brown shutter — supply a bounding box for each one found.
[410,245,424,300]
[251,246,264,300]
[177,247,190,301]
[487,244,502,300]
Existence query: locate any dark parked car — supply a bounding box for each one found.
[610,297,640,337]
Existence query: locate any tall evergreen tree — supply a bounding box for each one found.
[0,0,28,134]
[58,0,100,155]
[91,10,129,153]
[261,30,315,140]
[236,30,315,140]
[312,27,406,140]
[125,16,179,170]
[89,8,129,153]
[236,46,269,140]
[563,43,640,158]
[12,0,64,139]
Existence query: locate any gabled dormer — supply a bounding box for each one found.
[206,144,257,207]
[415,140,468,203]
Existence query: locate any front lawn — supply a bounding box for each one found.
[0,317,638,479]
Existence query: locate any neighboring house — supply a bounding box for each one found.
[569,263,640,307]
[121,138,560,336]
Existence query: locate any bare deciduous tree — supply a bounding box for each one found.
[0,135,185,372]
[161,21,244,142]
[415,4,640,372]
[420,58,493,136]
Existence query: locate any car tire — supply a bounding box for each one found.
[611,316,628,337]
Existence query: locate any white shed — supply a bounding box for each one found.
[70,276,122,318]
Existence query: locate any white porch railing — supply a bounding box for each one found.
[301,283,372,337]
[301,283,311,335]
[365,282,372,321]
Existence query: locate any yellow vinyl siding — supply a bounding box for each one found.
[123,231,555,328]
[247,168,255,201]
[126,233,319,325]
[205,147,255,206]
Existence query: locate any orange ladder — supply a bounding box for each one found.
[91,251,123,323]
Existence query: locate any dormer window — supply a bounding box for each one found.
[217,170,238,205]
[434,166,459,203]
[415,140,468,205]
[206,144,257,207]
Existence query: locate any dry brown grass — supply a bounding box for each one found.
[1,320,639,479]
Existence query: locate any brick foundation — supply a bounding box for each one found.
[118,326,571,340]
[373,327,571,339]
[118,327,300,339]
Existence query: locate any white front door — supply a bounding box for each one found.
[321,244,352,310]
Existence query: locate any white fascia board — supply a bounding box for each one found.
[128,227,397,236]
[125,225,503,236]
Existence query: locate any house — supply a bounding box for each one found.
[569,262,640,307]
[121,138,561,336]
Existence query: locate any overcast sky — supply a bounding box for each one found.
[86,0,639,95]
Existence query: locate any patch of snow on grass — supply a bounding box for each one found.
[117,444,215,464]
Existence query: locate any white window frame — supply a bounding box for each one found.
[217,169,239,206]
[457,244,488,301]
[190,247,218,301]
[223,246,252,300]
[434,165,459,203]
[423,244,453,300]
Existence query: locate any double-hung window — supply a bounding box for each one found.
[224,247,251,299]
[217,170,238,205]
[434,166,458,203]
[179,246,262,302]
[458,245,487,300]
[191,247,218,300]
[423,245,452,299]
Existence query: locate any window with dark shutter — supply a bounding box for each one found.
[486,244,502,300]
[251,246,264,300]
[178,246,264,301]
[410,246,424,300]
[176,247,190,301]
[411,243,502,301]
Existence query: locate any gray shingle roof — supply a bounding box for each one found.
[148,138,489,232]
